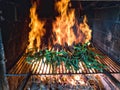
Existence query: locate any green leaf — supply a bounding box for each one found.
[25,42,106,72]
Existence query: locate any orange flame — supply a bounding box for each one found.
[28,2,46,51]
[28,0,92,50]
[28,1,94,86]
[52,0,92,46]
[79,15,92,44]
[52,0,76,46]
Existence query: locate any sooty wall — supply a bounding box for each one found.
[92,6,120,64]
[0,0,31,71]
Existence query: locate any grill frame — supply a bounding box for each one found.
[7,48,120,76]
[6,47,120,90]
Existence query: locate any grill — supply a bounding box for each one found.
[7,48,120,76]
[7,47,120,90]
[1,1,120,89]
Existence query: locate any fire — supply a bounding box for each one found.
[52,0,76,46]
[52,0,92,46]
[79,15,92,44]
[28,0,92,50]
[28,0,93,85]
[28,2,46,51]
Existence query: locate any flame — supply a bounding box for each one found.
[52,0,92,46]
[79,15,92,44]
[28,1,92,83]
[28,0,92,50]
[27,1,99,88]
[52,0,76,46]
[28,2,46,51]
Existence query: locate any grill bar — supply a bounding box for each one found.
[8,49,120,75]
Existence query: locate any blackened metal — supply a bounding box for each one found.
[103,70,120,89]
[18,71,32,90]
[93,39,120,66]
[0,29,9,90]
[103,76,115,90]
[5,74,28,77]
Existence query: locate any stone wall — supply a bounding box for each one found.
[93,6,120,63]
[0,0,31,71]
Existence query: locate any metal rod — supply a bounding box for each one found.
[5,74,28,77]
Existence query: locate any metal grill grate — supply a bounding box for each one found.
[8,48,120,76]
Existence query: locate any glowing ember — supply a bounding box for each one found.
[25,74,105,90]
[27,2,46,51]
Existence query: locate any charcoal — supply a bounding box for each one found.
[24,75,105,90]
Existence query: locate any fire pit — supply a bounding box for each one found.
[1,0,119,90]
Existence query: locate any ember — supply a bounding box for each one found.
[25,74,104,90]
